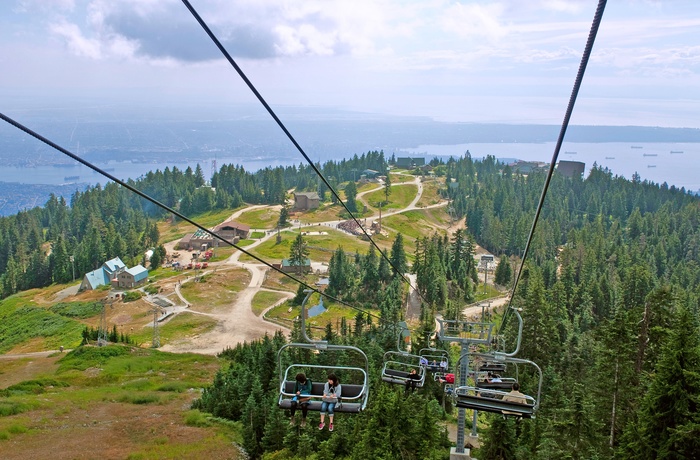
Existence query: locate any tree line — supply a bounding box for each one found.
[0,151,390,299]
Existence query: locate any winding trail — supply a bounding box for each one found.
[135,172,486,355]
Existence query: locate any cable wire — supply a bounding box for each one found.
[0,111,384,323]
[180,0,423,301]
[500,0,607,333]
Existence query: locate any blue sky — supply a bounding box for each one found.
[2,0,700,127]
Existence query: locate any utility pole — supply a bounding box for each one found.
[483,264,488,295]
[70,255,75,282]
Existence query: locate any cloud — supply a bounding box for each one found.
[440,2,507,42]
[16,0,75,14]
[40,0,407,62]
[49,20,102,59]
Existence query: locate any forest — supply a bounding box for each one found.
[193,153,700,459]
[1,149,699,458]
[0,150,388,298]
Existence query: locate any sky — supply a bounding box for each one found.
[2,0,700,127]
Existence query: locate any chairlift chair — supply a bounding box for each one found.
[451,352,542,418]
[419,347,449,373]
[277,290,369,413]
[381,350,426,387]
[277,342,369,414]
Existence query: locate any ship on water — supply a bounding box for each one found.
[647,165,657,168]
[605,156,615,159]
[643,153,658,157]
[64,175,79,181]
[670,150,684,154]
[631,145,643,149]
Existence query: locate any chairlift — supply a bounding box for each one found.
[477,361,507,373]
[277,343,369,413]
[381,323,426,387]
[419,347,449,373]
[277,290,370,414]
[450,352,541,417]
[453,384,538,418]
[476,373,518,391]
[381,350,426,387]
[451,308,543,418]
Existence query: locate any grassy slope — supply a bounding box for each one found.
[0,345,242,459]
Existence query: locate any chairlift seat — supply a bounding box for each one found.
[477,377,518,390]
[278,381,365,414]
[454,387,535,418]
[381,368,425,387]
[478,363,507,372]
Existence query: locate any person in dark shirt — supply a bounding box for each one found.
[290,372,312,427]
[405,368,421,395]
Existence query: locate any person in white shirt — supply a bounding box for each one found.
[319,374,341,432]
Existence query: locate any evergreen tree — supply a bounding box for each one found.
[278,206,289,228]
[289,233,309,275]
[345,180,358,213]
[261,399,287,454]
[361,245,380,297]
[378,249,392,284]
[390,233,408,277]
[194,163,206,187]
[478,414,517,460]
[384,173,392,204]
[618,305,700,458]
[292,283,308,306]
[494,254,512,286]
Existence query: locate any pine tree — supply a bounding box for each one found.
[390,233,408,277]
[384,173,392,204]
[278,206,289,228]
[494,254,512,286]
[289,233,309,275]
[618,305,700,458]
[344,180,358,213]
[478,414,517,460]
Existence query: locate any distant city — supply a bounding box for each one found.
[1,107,699,216]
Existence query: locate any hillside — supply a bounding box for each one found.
[2,155,700,459]
[0,346,243,460]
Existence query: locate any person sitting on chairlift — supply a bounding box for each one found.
[405,368,421,395]
[439,358,448,371]
[486,372,502,383]
[502,382,528,417]
[319,373,341,432]
[419,356,429,366]
[290,372,312,427]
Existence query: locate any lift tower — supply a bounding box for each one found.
[436,317,495,460]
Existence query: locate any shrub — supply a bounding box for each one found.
[49,301,103,319]
[123,291,142,302]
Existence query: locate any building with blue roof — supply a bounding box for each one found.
[117,264,149,289]
[79,257,126,291]
[78,257,149,291]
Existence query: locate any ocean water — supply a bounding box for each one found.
[401,142,700,193]
[0,141,697,195]
[0,157,289,187]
